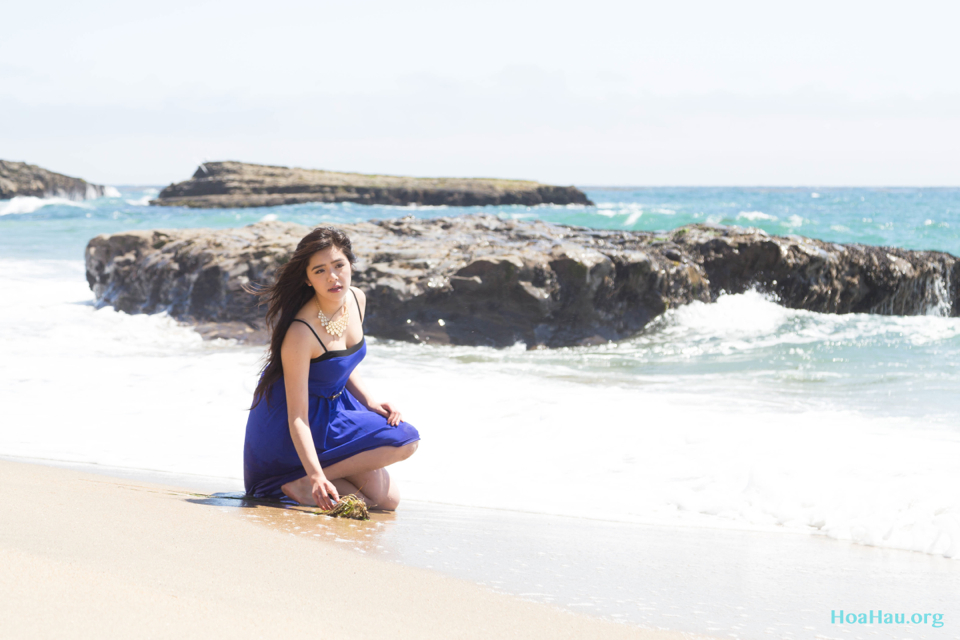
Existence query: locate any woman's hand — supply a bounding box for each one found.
[371,401,403,426]
[310,473,340,510]
[346,373,403,425]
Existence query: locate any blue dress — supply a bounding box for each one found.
[243,294,420,498]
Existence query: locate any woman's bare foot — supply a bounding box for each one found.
[281,476,317,506]
[282,476,373,509]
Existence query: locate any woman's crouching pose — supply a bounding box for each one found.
[243,227,420,510]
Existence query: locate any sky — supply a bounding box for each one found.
[2,0,959,186]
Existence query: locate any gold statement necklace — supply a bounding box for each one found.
[316,296,349,338]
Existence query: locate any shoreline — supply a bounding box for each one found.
[4,457,958,640]
[0,459,702,640]
[0,453,246,494]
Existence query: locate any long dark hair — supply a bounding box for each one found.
[247,226,357,409]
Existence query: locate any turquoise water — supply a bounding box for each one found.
[3,186,959,260]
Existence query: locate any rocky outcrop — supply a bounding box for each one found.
[149,161,593,208]
[85,215,959,347]
[0,160,112,200]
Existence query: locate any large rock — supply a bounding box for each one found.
[0,160,112,200]
[85,215,959,347]
[149,161,593,208]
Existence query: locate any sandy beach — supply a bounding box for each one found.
[0,460,707,640]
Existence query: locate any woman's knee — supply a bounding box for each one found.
[356,468,401,510]
[397,440,418,461]
[378,495,400,511]
[377,482,401,511]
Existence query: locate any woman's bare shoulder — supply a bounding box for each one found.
[350,286,367,309]
[282,316,322,357]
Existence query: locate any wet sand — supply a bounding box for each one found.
[0,460,706,640]
[204,493,960,640]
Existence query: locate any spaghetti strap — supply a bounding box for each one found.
[352,288,364,322]
[290,318,327,353]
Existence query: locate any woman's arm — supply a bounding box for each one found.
[282,324,340,508]
[345,372,403,426]
[344,285,401,426]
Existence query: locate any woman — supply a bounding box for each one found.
[243,226,420,510]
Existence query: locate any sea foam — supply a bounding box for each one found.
[1,259,958,559]
[0,187,121,216]
[0,196,91,216]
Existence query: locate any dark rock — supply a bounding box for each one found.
[150,161,593,209]
[0,160,112,200]
[673,227,958,315]
[84,215,959,347]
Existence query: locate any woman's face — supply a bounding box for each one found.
[305,245,352,307]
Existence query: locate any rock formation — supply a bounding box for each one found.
[85,214,959,346]
[149,161,593,208]
[0,160,112,200]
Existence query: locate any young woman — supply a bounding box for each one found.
[243,226,420,510]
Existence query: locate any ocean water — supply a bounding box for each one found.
[1,187,959,561]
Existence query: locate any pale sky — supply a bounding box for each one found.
[2,0,959,186]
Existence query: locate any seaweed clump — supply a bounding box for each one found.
[315,494,369,520]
